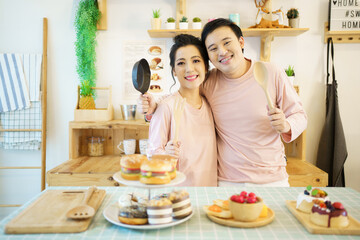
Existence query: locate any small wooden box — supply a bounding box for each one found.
[74,86,113,122]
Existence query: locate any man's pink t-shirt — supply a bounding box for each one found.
[147,92,218,186]
[202,60,307,184]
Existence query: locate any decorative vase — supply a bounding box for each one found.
[192,22,202,29]
[288,18,299,28]
[179,22,188,29]
[166,22,176,29]
[287,76,295,86]
[151,18,161,30]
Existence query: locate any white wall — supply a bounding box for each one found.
[1,0,359,219]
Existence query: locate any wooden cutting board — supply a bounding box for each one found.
[286,200,360,235]
[5,188,106,234]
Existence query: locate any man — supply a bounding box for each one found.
[139,18,307,187]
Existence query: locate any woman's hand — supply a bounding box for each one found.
[268,107,291,134]
[137,93,156,114]
[165,140,181,158]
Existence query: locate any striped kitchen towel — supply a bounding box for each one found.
[22,53,42,101]
[0,53,31,112]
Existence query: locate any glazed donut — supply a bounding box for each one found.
[118,193,149,225]
[118,193,148,208]
[118,205,148,225]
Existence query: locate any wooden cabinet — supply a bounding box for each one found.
[47,120,149,187]
[47,119,327,187]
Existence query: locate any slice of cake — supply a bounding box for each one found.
[310,200,349,228]
[296,185,329,213]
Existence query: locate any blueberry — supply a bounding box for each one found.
[304,190,309,195]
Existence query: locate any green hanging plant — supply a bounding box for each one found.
[74,0,101,108]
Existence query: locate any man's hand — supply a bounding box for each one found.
[137,93,156,115]
[268,107,291,134]
[165,140,181,158]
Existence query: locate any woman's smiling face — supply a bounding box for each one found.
[173,45,206,90]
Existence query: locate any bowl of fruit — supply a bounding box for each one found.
[229,191,264,222]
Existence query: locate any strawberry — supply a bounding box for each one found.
[230,195,237,202]
[236,195,245,203]
[240,191,247,197]
[247,197,257,203]
[333,202,344,210]
[248,192,256,198]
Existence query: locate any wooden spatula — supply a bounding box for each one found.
[253,61,274,110]
[66,186,96,220]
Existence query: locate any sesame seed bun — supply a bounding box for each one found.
[120,154,148,180]
[140,159,172,184]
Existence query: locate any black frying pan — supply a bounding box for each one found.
[132,58,151,94]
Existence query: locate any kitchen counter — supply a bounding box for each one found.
[47,156,328,187]
[1,187,359,239]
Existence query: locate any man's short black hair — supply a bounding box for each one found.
[201,18,243,47]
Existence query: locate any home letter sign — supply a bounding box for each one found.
[329,0,360,31]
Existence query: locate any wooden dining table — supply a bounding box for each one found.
[1,186,359,239]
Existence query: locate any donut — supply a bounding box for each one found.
[118,193,148,208]
[148,46,162,55]
[147,198,173,224]
[168,190,192,219]
[118,205,148,225]
[118,193,149,225]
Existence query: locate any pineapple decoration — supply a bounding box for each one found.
[74,0,101,109]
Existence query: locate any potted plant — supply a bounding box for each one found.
[151,9,161,30]
[166,17,176,29]
[285,65,295,86]
[286,8,299,28]
[74,0,101,109]
[192,17,202,29]
[179,16,188,29]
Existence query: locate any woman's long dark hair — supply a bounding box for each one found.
[169,34,209,92]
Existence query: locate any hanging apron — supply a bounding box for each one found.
[316,38,348,187]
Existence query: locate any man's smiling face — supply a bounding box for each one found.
[205,26,245,76]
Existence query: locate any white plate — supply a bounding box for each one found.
[113,171,186,188]
[103,203,194,230]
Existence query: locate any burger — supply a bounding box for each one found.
[120,154,148,180]
[140,159,172,184]
[151,155,177,180]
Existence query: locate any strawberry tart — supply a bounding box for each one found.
[310,200,349,228]
[296,185,329,213]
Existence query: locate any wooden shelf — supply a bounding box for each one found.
[97,0,107,30]
[69,120,149,160]
[324,22,360,43]
[148,28,308,38]
[148,27,309,62]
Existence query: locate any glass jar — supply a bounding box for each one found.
[87,137,105,157]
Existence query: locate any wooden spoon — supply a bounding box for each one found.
[253,61,274,110]
[66,186,96,220]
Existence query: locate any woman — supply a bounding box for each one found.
[147,34,217,186]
